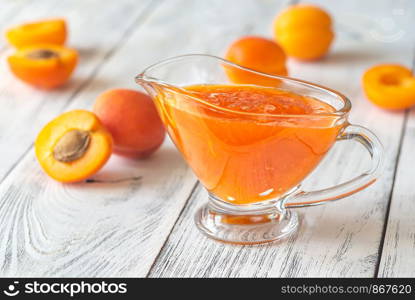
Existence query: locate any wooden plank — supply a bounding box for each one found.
[0,142,196,276]
[0,0,155,182]
[377,99,415,276]
[149,0,414,277]
[0,0,292,277]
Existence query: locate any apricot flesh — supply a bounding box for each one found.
[35,110,113,182]
[93,89,166,158]
[224,36,287,86]
[8,44,78,89]
[6,19,67,48]
[362,64,415,110]
[273,4,334,60]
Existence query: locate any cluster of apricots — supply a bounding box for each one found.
[224,4,334,84]
[224,4,415,110]
[4,19,165,182]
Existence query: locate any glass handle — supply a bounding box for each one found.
[285,124,384,208]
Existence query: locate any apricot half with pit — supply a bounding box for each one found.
[8,44,78,89]
[35,110,113,182]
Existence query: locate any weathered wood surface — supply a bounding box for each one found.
[0,0,414,277]
[378,108,415,277]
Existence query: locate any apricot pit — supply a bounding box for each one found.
[26,49,59,59]
[53,129,91,163]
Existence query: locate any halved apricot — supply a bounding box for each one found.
[35,110,113,183]
[224,36,287,86]
[6,19,67,48]
[8,44,78,89]
[362,64,415,110]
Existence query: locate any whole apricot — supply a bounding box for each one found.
[8,44,78,89]
[273,4,334,60]
[224,36,287,86]
[6,19,67,49]
[35,110,113,183]
[362,64,415,110]
[93,89,166,158]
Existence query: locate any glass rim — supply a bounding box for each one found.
[135,54,352,118]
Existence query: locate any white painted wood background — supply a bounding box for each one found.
[0,0,414,277]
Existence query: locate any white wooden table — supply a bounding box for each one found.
[0,0,414,277]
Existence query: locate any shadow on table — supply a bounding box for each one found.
[324,48,376,65]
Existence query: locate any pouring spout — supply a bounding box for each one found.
[135,73,160,98]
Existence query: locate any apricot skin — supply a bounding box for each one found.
[362,64,415,110]
[273,4,334,60]
[224,36,287,86]
[225,36,287,75]
[93,89,166,158]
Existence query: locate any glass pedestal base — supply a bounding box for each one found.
[195,204,299,245]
